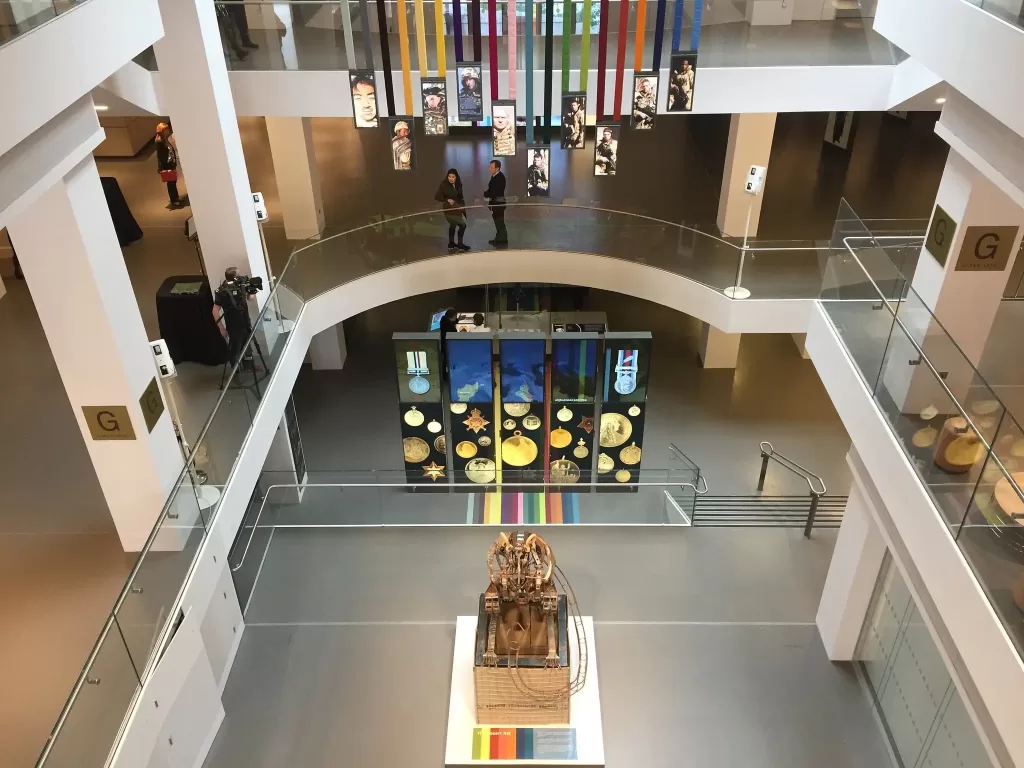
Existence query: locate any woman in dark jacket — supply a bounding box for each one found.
[434,168,470,251]
[155,122,181,209]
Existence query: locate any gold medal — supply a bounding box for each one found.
[478,435,492,447]
[550,427,572,449]
[911,428,937,448]
[599,412,632,447]
[451,402,468,414]
[597,452,614,474]
[434,435,446,453]
[557,406,573,422]
[403,436,430,463]
[427,419,442,433]
[404,406,425,427]
[573,439,589,459]
[615,469,631,483]
[465,457,496,483]
[463,408,490,433]
[503,418,517,430]
[620,442,642,465]
[504,402,530,417]
[628,405,641,417]
[422,461,445,481]
[501,430,538,467]
[550,456,581,484]
[456,440,478,459]
[522,414,542,430]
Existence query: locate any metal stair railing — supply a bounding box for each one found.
[756,441,828,538]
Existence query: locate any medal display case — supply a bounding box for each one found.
[447,335,497,485]
[548,336,599,487]
[498,336,547,482]
[598,333,652,490]
[394,333,448,484]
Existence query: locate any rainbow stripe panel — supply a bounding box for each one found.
[471,727,578,760]
[467,492,580,525]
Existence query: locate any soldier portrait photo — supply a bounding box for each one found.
[561,93,586,150]
[491,101,517,157]
[456,63,484,121]
[390,117,414,170]
[349,70,379,129]
[667,52,697,113]
[420,78,449,136]
[593,124,619,176]
[631,73,658,130]
[526,146,550,197]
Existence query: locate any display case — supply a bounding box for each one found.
[548,335,600,487]
[447,334,497,485]
[393,333,448,484]
[498,335,547,483]
[597,333,652,490]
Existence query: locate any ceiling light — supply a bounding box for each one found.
[94,104,109,111]
[935,97,946,104]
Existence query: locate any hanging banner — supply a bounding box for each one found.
[598,333,652,492]
[457,62,484,121]
[492,100,518,156]
[396,0,414,114]
[488,0,499,100]
[634,0,648,70]
[508,0,518,98]
[349,70,381,128]
[596,0,610,120]
[340,0,357,70]
[560,92,587,150]
[612,0,629,121]
[691,0,703,51]
[671,0,683,54]
[454,0,465,62]
[421,77,449,135]
[630,71,658,129]
[394,334,448,485]
[358,0,374,70]
[375,0,396,116]
[414,0,428,76]
[434,0,447,75]
[389,117,415,170]
[652,0,668,70]
[472,0,482,61]
[580,0,592,91]
[593,124,619,176]
[526,146,550,197]
[561,0,571,91]
[543,0,555,143]
[667,51,697,112]
[526,0,535,142]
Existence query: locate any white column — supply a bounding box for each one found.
[816,481,887,660]
[791,333,811,359]
[698,322,741,369]
[717,113,777,237]
[154,0,269,299]
[6,157,184,551]
[309,323,348,370]
[265,117,326,240]
[264,415,305,503]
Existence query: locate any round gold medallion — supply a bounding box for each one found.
[620,442,642,465]
[501,431,539,467]
[599,412,633,448]
[504,402,531,417]
[503,418,517,430]
[912,427,937,448]
[972,399,1001,416]
[403,406,425,427]
[456,440,478,459]
[615,469,632,483]
[550,457,581,484]
[557,406,573,422]
[573,439,589,459]
[919,405,938,421]
[1012,439,1024,458]
[550,427,573,449]
[403,436,430,463]
[945,435,986,468]
[434,435,446,453]
[478,435,492,447]
[427,419,442,434]
[522,414,542,431]
[465,457,497,484]
[450,402,468,415]
[597,453,614,474]
[628,405,641,417]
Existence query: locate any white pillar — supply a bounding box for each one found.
[154,0,269,299]
[791,333,811,359]
[6,157,184,551]
[717,113,777,237]
[816,480,887,660]
[265,117,326,240]
[698,323,741,369]
[309,323,348,370]
[264,411,306,503]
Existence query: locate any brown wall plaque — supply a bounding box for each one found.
[955,226,1019,272]
[924,205,955,267]
[139,377,165,433]
[82,406,136,441]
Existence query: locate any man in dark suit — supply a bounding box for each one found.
[483,159,508,246]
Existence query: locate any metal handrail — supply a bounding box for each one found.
[757,442,827,497]
[668,443,709,495]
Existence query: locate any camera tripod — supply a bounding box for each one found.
[219,303,269,397]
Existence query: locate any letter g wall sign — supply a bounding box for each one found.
[955,226,1019,272]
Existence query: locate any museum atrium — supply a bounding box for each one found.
[4,0,1024,766]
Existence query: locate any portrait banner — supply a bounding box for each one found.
[560,92,587,150]
[667,52,697,113]
[631,71,658,130]
[492,100,518,157]
[526,145,550,197]
[457,62,484,121]
[389,117,415,170]
[421,77,449,136]
[593,124,619,177]
[349,70,380,128]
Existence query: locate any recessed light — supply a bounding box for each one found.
[935,97,947,104]
[94,104,109,111]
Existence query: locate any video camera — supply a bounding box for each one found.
[216,268,264,312]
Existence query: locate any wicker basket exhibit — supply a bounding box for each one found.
[473,664,571,725]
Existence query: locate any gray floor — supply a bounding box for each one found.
[205,526,893,768]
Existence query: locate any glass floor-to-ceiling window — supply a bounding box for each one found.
[856,555,995,768]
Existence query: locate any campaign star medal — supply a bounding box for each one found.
[422,461,446,481]
[578,416,594,434]
[463,408,490,434]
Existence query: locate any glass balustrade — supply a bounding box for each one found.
[212,0,897,71]
[0,0,87,47]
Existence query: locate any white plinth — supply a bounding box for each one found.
[445,615,604,767]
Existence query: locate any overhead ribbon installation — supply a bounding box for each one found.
[526,0,535,142]
[375,0,396,115]
[543,0,554,142]
[358,0,374,69]
[652,0,668,69]
[634,0,648,69]
[612,0,629,120]
[434,0,447,75]
[508,0,518,97]
[595,0,609,120]
[489,0,499,99]
[396,0,414,112]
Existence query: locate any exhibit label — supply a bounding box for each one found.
[82,405,136,441]
[924,205,955,267]
[139,377,165,433]
[472,727,577,760]
[955,226,1019,272]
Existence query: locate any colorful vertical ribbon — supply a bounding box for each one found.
[580,0,592,91]
[340,0,356,69]
[396,0,414,112]
[652,0,667,69]
[434,0,447,75]
[612,0,628,120]
[472,0,482,60]
[508,0,518,97]
[376,0,396,114]
[454,0,465,62]
[526,0,535,142]
[489,0,499,99]
[690,0,703,50]
[561,0,571,91]
[595,0,609,120]
[671,0,683,52]
[414,0,428,76]
[358,0,374,69]
[543,0,554,142]
[634,0,647,70]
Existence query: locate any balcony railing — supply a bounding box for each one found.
[0,0,88,48]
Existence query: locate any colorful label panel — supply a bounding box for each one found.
[471,727,578,760]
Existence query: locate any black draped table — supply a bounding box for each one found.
[156,275,228,366]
